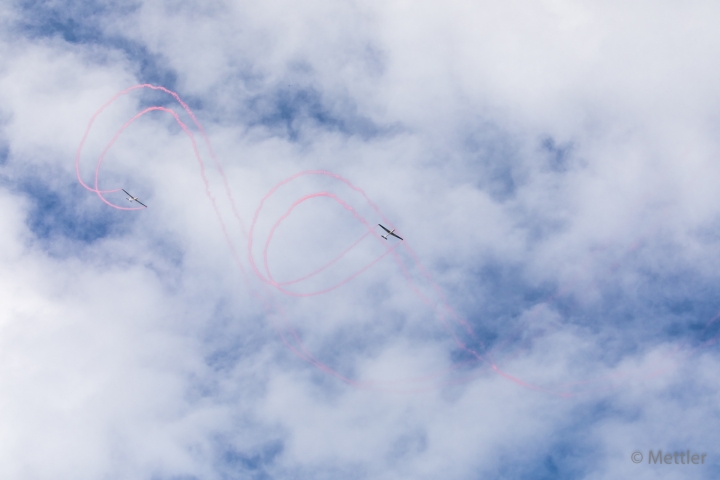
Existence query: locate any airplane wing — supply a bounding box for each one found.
[378,224,391,233]
[122,189,131,196]
[390,231,403,241]
[135,199,148,208]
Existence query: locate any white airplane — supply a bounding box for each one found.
[378,224,403,241]
[122,189,147,208]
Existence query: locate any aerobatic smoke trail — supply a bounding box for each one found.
[77,84,717,396]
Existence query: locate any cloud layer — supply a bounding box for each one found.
[1,1,720,478]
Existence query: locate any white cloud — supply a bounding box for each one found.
[1,0,720,478]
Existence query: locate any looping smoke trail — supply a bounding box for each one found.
[74,84,582,395]
[256,190,401,296]
[77,84,715,396]
[242,168,588,394]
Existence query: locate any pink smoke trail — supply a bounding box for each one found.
[247,170,592,394]
[78,85,717,396]
[73,85,594,395]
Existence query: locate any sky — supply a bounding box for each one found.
[1,0,720,479]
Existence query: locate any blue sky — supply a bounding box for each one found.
[1,1,720,479]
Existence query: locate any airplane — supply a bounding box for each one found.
[122,189,147,208]
[378,224,403,241]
